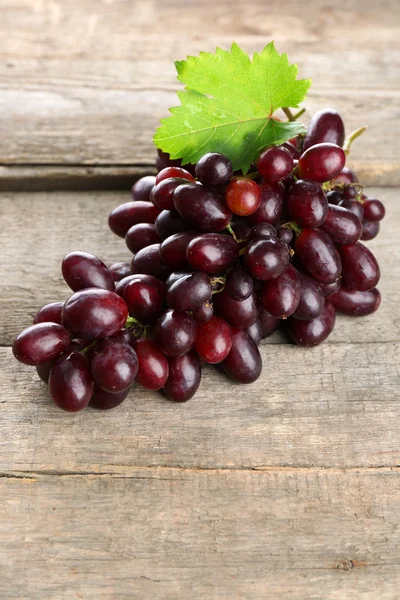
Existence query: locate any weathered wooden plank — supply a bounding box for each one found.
[0,0,399,183]
[1,468,400,599]
[0,188,397,346]
[2,339,399,471]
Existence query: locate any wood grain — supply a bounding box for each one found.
[1,468,400,599]
[1,0,399,184]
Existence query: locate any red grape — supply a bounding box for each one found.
[131,243,170,281]
[330,287,381,316]
[91,339,138,393]
[62,251,115,292]
[131,176,156,202]
[33,302,64,325]
[109,201,161,238]
[173,183,232,232]
[90,387,130,410]
[298,143,346,183]
[339,242,380,291]
[163,350,202,402]
[244,237,290,281]
[247,182,285,226]
[287,180,328,228]
[133,339,169,390]
[225,177,261,216]
[303,109,345,150]
[321,204,363,244]
[261,264,301,318]
[49,351,94,412]
[167,272,212,311]
[257,145,294,182]
[195,153,233,187]
[195,317,233,364]
[187,233,239,275]
[124,279,164,325]
[13,322,71,366]
[288,301,336,346]
[154,309,197,356]
[155,167,195,185]
[221,329,262,384]
[295,229,342,284]
[125,223,161,254]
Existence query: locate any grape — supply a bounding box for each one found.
[331,287,381,317]
[155,167,195,185]
[340,198,364,221]
[125,223,161,254]
[303,108,345,150]
[112,328,137,346]
[133,339,169,390]
[131,176,156,202]
[109,262,131,282]
[49,351,94,412]
[195,317,233,364]
[243,237,290,281]
[90,387,130,410]
[257,145,294,182]
[33,302,64,325]
[163,350,202,402]
[321,204,363,244]
[214,290,259,329]
[225,265,254,301]
[195,153,233,187]
[62,288,128,340]
[116,274,165,299]
[363,199,385,222]
[295,229,342,284]
[250,223,277,240]
[225,177,261,216]
[173,183,232,232]
[221,329,262,384]
[131,243,170,281]
[287,180,328,228]
[288,301,336,346]
[298,143,346,183]
[318,279,341,298]
[13,322,71,366]
[327,190,343,205]
[36,361,53,383]
[187,233,239,275]
[244,320,263,345]
[154,309,197,356]
[167,272,212,311]
[193,302,214,323]
[361,220,380,241]
[342,186,357,199]
[258,307,280,338]
[91,339,138,393]
[292,272,325,320]
[160,231,198,269]
[282,141,300,159]
[62,251,115,293]
[247,182,285,226]
[155,210,191,240]
[339,242,380,291]
[229,220,252,242]
[124,280,164,325]
[108,201,161,238]
[261,264,301,318]
[277,227,293,245]
[332,166,358,185]
[165,271,191,289]
[151,177,195,211]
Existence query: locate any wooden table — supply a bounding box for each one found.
[1,1,399,598]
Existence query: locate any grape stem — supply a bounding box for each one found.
[282,107,306,122]
[225,223,238,243]
[81,340,98,355]
[281,221,302,236]
[343,126,367,155]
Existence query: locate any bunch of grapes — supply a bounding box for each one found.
[13,108,384,412]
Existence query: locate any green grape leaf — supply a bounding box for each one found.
[154,42,311,173]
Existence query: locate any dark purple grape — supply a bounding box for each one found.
[131,243,170,281]
[230,220,252,242]
[244,320,263,345]
[187,233,239,275]
[225,265,254,301]
[321,204,363,244]
[361,220,380,241]
[163,350,202,402]
[318,279,341,297]
[257,145,294,182]
[49,351,94,412]
[167,272,212,311]
[340,199,364,221]
[36,361,54,383]
[295,229,342,284]
[13,322,70,366]
[332,166,358,185]
[261,264,301,318]
[342,186,357,199]
[292,272,325,320]
[62,251,115,292]
[331,287,381,317]
[112,328,138,346]
[90,387,130,410]
[109,262,131,282]
[247,182,285,226]
[151,177,195,211]
[195,317,233,364]
[173,183,232,232]
[258,307,280,338]
[195,153,233,187]
[298,143,346,183]
[282,141,300,159]
[160,231,198,269]
[303,109,345,150]
[125,223,161,254]
[192,302,214,323]
[133,339,169,390]
[277,227,293,245]
[326,190,343,205]
[339,242,380,291]
[62,288,128,340]
[243,237,290,281]
[250,223,277,240]
[288,301,336,346]
[363,199,385,222]
[154,310,197,357]
[108,201,161,238]
[33,302,64,325]
[124,280,164,325]
[214,290,259,329]
[91,339,138,393]
[131,175,156,202]
[287,180,328,228]
[116,274,165,299]
[154,210,191,240]
[165,271,191,289]
[221,329,262,384]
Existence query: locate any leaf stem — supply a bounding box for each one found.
[343,126,367,155]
